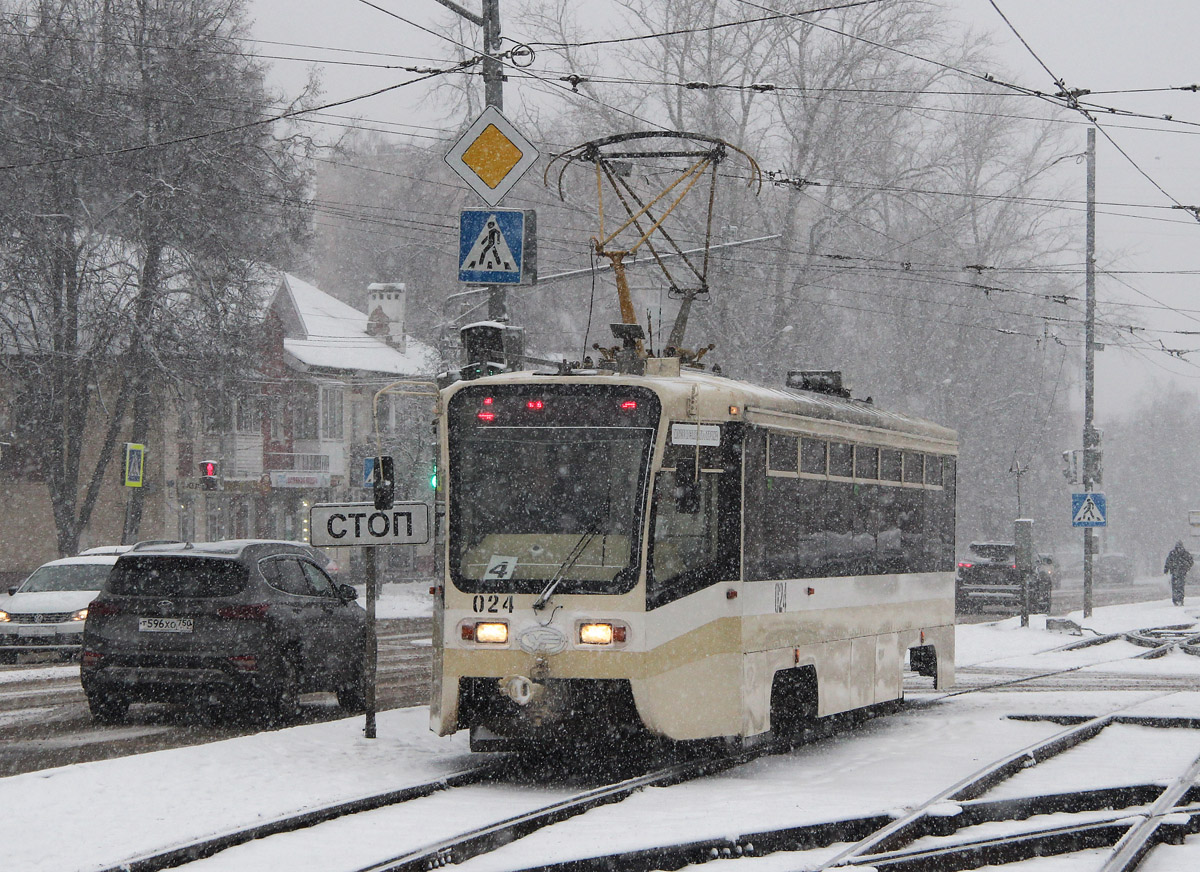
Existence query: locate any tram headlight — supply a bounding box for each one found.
[464,621,508,644]
[579,622,627,645]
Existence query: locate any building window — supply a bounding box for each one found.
[321,386,344,440]
[205,399,232,434]
[205,498,227,540]
[294,387,318,440]
[178,496,195,542]
[235,394,261,434]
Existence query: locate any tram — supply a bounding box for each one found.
[429,359,956,750]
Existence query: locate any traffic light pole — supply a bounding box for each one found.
[1082,127,1097,619]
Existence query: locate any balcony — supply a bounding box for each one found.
[264,452,331,472]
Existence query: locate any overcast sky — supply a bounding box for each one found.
[247,0,1200,421]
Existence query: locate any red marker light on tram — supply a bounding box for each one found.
[483,397,494,405]
[526,399,544,410]
[477,411,496,422]
[620,400,638,410]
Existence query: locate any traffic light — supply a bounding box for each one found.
[199,459,219,490]
[459,361,506,381]
[373,455,394,510]
[429,459,438,490]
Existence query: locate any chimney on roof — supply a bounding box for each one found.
[367,282,406,353]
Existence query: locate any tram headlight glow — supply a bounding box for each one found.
[579,622,626,645]
[473,622,509,644]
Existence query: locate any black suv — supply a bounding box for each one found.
[955,541,1052,614]
[81,540,368,724]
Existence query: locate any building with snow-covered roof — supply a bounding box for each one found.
[0,270,440,584]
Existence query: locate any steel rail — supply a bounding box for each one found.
[497,785,1176,872]
[1100,750,1200,872]
[92,763,507,872]
[808,709,1123,870]
[350,751,757,872]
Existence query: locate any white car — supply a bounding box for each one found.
[0,550,126,662]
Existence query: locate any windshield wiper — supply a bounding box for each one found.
[533,520,600,612]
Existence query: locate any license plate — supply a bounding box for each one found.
[138,617,193,633]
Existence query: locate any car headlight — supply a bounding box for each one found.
[0,610,9,623]
[70,608,88,622]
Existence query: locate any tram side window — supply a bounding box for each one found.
[903,452,924,484]
[648,442,742,608]
[767,433,798,473]
[880,449,902,482]
[854,445,878,480]
[801,438,827,475]
[925,454,944,486]
[745,426,957,579]
[829,441,853,477]
[652,470,718,578]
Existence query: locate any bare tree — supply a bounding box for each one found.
[0,0,314,553]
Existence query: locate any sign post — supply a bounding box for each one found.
[309,502,430,740]
[363,549,377,739]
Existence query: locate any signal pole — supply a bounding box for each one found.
[434,0,507,320]
[1082,127,1097,618]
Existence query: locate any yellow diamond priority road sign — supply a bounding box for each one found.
[445,106,539,206]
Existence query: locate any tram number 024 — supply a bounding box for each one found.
[472,594,514,614]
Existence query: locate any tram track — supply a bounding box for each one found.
[490,699,1200,872]
[74,620,1200,872]
[97,701,897,872]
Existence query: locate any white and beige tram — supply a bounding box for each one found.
[429,359,956,750]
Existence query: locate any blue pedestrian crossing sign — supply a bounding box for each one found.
[1072,492,1108,527]
[459,209,536,285]
[362,457,375,489]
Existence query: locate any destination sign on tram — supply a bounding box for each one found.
[309,501,431,547]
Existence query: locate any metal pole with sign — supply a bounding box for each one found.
[309,501,430,739]
[363,550,378,739]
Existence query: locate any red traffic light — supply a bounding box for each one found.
[199,460,219,490]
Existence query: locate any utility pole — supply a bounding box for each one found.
[434,0,507,321]
[1010,459,1026,517]
[1082,127,1097,618]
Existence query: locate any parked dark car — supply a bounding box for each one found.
[956,541,1052,614]
[81,540,367,724]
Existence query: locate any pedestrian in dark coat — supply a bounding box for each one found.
[1164,541,1194,606]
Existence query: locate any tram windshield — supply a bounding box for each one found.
[447,385,659,595]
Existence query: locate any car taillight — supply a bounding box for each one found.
[216,604,270,621]
[957,562,973,569]
[229,654,258,672]
[88,600,121,617]
[81,650,103,667]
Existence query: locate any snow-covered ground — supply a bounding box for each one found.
[6,594,1200,872]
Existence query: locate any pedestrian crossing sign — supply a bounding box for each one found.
[458,209,536,285]
[1071,492,1107,527]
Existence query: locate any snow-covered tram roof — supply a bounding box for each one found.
[443,366,958,455]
